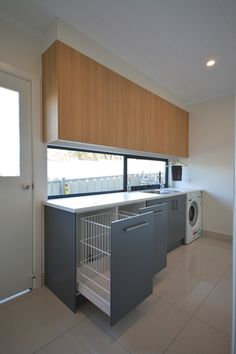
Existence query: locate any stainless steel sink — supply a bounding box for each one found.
[143,189,179,195]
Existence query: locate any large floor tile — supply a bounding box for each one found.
[194,267,232,335]
[118,298,189,354]
[0,287,85,354]
[136,293,160,315]
[37,317,115,354]
[35,335,86,354]
[194,237,232,265]
[87,294,160,341]
[165,317,231,354]
[89,305,145,340]
[154,263,213,314]
[153,240,231,314]
[101,341,131,354]
[166,240,199,269]
[0,289,33,312]
[167,237,232,272]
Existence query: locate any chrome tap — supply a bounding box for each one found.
[159,172,164,190]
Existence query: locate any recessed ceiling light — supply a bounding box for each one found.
[205,58,216,67]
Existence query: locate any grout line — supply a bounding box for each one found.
[191,264,232,316]
[87,307,143,341]
[157,261,232,318]
[114,341,133,354]
[162,312,193,353]
[156,295,190,316]
[192,316,231,338]
[33,316,88,353]
[162,264,232,353]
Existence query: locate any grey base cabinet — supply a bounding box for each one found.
[168,195,186,252]
[147,195,186,253]
[44,206,154,325]
[44,206,77,312]
[139,203,168,275]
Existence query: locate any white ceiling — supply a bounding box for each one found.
[0,0,236,104]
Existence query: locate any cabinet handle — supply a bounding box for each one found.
[175,200,178,210]
[123,222,149,232]
[153,210,164,215]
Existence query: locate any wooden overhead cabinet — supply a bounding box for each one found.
[43,40,189,157]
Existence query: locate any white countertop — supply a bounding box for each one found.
[44,188,202,213]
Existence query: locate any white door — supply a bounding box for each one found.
[0,71,33,301]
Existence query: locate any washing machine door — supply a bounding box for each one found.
[189,201,199,227]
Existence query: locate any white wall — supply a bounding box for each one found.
[174,96,235,236]
[0,20,42,75]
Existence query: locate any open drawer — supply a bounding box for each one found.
[77,211,153,325]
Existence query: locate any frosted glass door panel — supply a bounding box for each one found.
[0,87,20,176]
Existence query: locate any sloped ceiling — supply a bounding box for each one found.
[0,0,235,104]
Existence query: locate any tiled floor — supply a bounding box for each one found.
[0,237,232,354]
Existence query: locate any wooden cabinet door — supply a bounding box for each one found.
[111,73,133,150]
[43,41,189,157]
[159,98,175,155]
[158,99,189,156]
[58,42,113,146]
[173,107,189,157]
[149,93,163,154]
[111,73,151,152]
[129,84,151,152]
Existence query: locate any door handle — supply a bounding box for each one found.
[23,183,31,190]
[123,222,149,232]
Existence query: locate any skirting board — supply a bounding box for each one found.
[203,230,232,243]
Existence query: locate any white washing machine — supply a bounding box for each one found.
[185,191,202,244]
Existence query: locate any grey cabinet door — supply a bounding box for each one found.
[139,203,167,275]
[168,195,186,251]
[175,195,186,243]
[147,195,186,252]
[45,206,77,312]
[110,212,153,325]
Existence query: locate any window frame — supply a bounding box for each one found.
[47,145,168,199]
[125,154,169,191]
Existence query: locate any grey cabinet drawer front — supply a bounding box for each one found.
[110,213,153,325]
[147,198,165,207]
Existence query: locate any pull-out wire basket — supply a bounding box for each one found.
[77,211,136,315]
